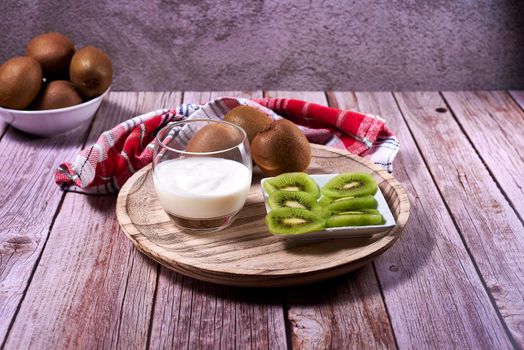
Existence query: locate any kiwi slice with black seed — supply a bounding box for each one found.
[265,208,325,235]
[326,209,384,228]
[321,173,377,198]
[268,191,320,212]
[322,195,378,216]
[263,172,319,198]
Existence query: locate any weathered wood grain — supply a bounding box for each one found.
[117,144,408,286]
[151,268,287,349]
[0,107,94,343]
[508,91,524,112]
[329,91,514,349]
[3,90,520,349]
[442,91,524,221]
[0,122,7,139]
[395,91,524,347]
[183,90,259,104]
[3,92,182,349]
[265,91,397,349]
[149,91,288,349]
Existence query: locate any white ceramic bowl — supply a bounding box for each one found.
[0,87,110,137]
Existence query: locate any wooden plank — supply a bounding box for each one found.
[442,91,524,220]
[395,91,524,347]
[149,91,288,349]
[0,106,95,343]
[151,269,287,349]
[0,122,7,139]
[2,92,182,349]
[183,90,259,105]
[508,91,524,111]
[265,90,397,349]
[328,91,513,348]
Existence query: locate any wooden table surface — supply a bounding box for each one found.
[1,91,523,349]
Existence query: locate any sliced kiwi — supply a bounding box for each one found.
[321,173,377,198]
[323,195,378,216]
[263,172,319,198]
[265,208,325,235]
[268,191,320,212]
[326,209,384,228]
[318,196,335,206]
[319,195,362,206]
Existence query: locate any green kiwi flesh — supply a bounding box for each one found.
[322,195,378,216]
[326,209,384,227]
[321,173,377,198]
[268,191,320,212]
[265,208,325,235]
[263,172,319,198]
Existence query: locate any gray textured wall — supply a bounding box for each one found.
[1,0,523,91]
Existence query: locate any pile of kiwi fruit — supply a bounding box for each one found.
[184,105,312,176]
[0,32,112,111]
[263,172,384,235]
[224,105,311,176]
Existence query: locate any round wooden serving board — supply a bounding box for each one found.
[116,144,410,287]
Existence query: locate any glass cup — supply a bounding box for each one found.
[153,119,252,232]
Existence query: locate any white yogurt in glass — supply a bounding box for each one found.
[153,157,251,219]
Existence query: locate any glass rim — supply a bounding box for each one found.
[155,118,248,155]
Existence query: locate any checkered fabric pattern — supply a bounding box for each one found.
[55,97,400,194]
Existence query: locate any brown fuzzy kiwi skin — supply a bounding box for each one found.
[186,123,244,153]
[26,32,75,79]
[70,46,112,98]
[31,80,82,110]
[251,119,311,176]
[0,56,42,110]
[223,105,273,143]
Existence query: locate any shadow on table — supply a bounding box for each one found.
[282,220,435,305]
[85,194,117,211]
[161,209,435,308]
[3,98,135,152]
[155,266,392,309]
[3,121,88,152]
[77,143,433,309]
[283,268,383,306]
[281,222,435,306]
[158,264,288,306]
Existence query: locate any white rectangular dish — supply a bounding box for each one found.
[261,174,396,240]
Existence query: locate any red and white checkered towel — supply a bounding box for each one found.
[55,97,400,194]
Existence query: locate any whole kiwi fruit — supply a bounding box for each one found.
[0,56,42,110]
[251,119,311,176]
[26,32,75,79]
[70,46,112,98]
[223,105,272,143]
[31,80,82,110]
[186,123,244,153]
